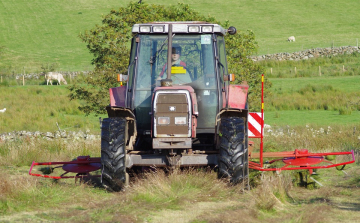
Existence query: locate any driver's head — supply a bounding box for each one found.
[172,46,181,55]
[171,45,181,61]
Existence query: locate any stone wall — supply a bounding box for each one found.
[0,130,100,142]
[251,46,360,62]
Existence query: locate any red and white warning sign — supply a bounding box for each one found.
[248,112,263,138]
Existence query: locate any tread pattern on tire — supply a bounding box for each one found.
[218,117,249,184]
[101,117,127,192]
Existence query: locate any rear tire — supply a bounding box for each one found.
[217,117,249,184]
[101,117,127,192]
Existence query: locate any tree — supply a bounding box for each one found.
[69,1,270,115]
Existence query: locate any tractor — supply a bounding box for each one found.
[104,22,249,191]
[30,22,355,191]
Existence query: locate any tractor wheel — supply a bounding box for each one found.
[217,117,249,185]
[101,117,127,192]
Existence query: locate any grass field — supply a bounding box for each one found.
[1,1,359,222]
[0,133,359,222]
[269,76,360,93]
[1,0,360,72]
[265,110,360,126]
[0,65,359,133]
[0,85,105,133]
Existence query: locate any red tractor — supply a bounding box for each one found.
[104,22,249,191]
[30,22,355,191]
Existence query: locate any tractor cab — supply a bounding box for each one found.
[125,22,231,138]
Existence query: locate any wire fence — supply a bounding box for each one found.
[0,71,90,86]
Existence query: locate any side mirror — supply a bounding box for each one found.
[228,26,237,35]
[117,74,128,82]
[223,74,235,82]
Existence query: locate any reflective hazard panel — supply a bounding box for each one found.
[248,112,263,138]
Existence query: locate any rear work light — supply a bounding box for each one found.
[188,25,200,33]
[158,117,170,125]
[139,26,151,33]
[152,25,164,33]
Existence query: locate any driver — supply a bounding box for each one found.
[158,45,186,78]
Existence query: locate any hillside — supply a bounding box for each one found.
[1,0,360,73]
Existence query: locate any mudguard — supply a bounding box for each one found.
[109,86,127,107]
[228,84,249,109]
[107,86,137,150]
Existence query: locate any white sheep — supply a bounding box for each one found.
[287,36,295,42]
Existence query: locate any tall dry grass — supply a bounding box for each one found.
[0,128,358,220]
[128,168,244,208]
[250,172,294,212]
[0,138,100,166]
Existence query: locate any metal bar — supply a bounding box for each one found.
[249,150,355,171]
[250,160,355,172]
[127,154,218,167]
[250,151,353,159]
[260,74,264,167]
[167,24,172,80]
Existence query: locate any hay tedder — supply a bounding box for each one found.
[29,22,355,191]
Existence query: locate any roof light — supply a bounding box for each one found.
[188,25,200,33]
[152,25,164,33]
[139,26,151,33]
[202,26,213,33]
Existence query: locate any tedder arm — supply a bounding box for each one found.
[248,74,355,174]
[29,156,101,179]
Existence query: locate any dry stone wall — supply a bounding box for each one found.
[0,130,100,142]
[251,46,360,61]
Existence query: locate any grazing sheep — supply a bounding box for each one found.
[45,72,68,85]
[0,108,6,113]
[287,36,295,42]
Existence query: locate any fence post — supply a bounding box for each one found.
[270,68,272,74]
[1,76,2,83]
[295,67,297,75]
[319,66,321,76]
[23,75,25,86]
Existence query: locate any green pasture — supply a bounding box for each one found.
[0,0,359,132]
[264,110,360,126]
[0,71,358,133]
[0,85,105,133]
[268,75,360,93]
[1,0,360,73]
[261,52,360,78]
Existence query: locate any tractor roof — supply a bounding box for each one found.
[132,21,227,35]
